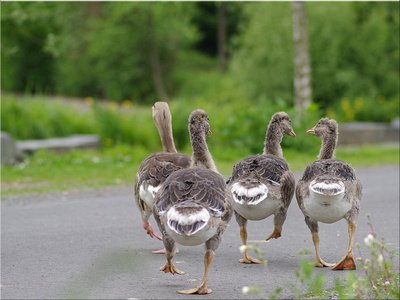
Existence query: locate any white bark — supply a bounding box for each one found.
[292,1,312,119]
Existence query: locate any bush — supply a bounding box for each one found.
[1,94,323,161]
[327,97,400,123]
[0,95,96,139]
[229,2,400,112]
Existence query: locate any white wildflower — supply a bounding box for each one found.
[239,245,247,253]
[377,254,384,265]
[242,286,250,295]
[364,234,374,246]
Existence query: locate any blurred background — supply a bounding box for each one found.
[1,2,399,196]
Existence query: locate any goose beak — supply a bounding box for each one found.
[306,127,316,135]
[288,129,296,137]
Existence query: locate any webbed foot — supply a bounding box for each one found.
[177,286,212,295]
[160,262,185,275]
[332,254,356,270]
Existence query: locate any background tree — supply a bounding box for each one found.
[1,2,398,112]
[292,1,312,120]
[1,2,58,93]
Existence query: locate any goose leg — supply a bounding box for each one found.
[266,224,282,241]
[312,232,334,268]
[239,225,262,264]
[266,171,293,242]
[142,222,166,254]
[160,241,184,275]
[332,222,356,270]
[154,212,184,274]
[143,222,163,240]
[235,212,262,264]
[177,249,214,295]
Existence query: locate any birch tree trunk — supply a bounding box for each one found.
[292,1,312,120]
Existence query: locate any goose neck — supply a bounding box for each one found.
[263,124,284,158]
[190,127,218,173]
[156,119,177,153]
[319,134,337,160]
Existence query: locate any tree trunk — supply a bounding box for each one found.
[217,2,227,73]
[86,2,102,18]
[292,1,312,120]
[149,41,169,101]
[147,14,169,101]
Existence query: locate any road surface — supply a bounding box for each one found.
[1,165,399,299]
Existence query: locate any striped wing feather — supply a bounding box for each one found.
[229,154,289,184]
[137,152,191,188]
[301,159,356,182]
[155,168,227,217]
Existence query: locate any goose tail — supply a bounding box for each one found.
[309,178,345,205]
[166,200,210,236]
[230,180,269,206]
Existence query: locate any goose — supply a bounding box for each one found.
[153,109,233,294]
[296,118,362,270]
[134,102,190,252]
[227,112,296,264]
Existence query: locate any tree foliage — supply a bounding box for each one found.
[1,2,399,115]
[230,2,399,108]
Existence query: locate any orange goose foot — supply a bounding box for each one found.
[332,254,356,270]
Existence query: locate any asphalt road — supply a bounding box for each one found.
[1,165,399,299]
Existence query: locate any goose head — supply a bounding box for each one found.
[188,109,211,137]
[307,118,338,139]
[152,101,172,128]
[270,112,296,137]
[307,118,338,160]
[264,112,295,157]
[188,109,219,173]
[152,101,177,153]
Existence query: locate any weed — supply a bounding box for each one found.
[241,216,399,299]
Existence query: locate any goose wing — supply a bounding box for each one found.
[297,159,362,210]
[229,154,289,185]
[137,152,191,188]
[155,168,227,218]
[300,159,356,182]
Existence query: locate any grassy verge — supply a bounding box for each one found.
[1,144,398,197]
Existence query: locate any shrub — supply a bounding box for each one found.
[327,97,400,123]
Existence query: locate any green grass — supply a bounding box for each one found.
[1,144,398,197]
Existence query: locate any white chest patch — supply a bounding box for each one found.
[139,184,161,208]
[304,182,350,223]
